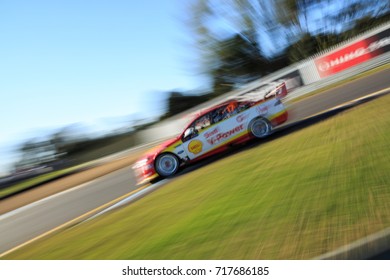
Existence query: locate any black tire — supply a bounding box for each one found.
[249,118,271,138]
[155,153,179,177]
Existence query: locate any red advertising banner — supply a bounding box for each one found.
[315,28,390,78]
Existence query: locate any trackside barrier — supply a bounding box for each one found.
[285,51,390,101]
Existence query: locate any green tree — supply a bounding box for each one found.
[163,91,210,118]
[277,0,389,53]
[187,0,288,96]
[14,139,57,171]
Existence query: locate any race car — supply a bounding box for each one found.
[133,83,289,184]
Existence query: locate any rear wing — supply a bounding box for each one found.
[235,81,287,102]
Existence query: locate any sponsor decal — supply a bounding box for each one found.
[315,28,390,78]
[177,150,184,155]
[188,140,203,154]
[316,43,369,77]
[204,127,219,139]
[207,124,244,145]
[236,113,249,123]
[256,105,268,116]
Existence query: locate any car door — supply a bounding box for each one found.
[181,103,247,160]
[181,112,214,160]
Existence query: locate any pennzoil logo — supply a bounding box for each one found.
[188,140,203,154]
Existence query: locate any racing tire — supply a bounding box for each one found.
[155,153,180,177]
[249,117,271,138]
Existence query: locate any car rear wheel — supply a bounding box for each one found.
[249,118,271,138]
[155,153,179,177]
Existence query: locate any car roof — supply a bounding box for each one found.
[193,99,241,117]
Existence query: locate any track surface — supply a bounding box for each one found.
[0,68,389,256]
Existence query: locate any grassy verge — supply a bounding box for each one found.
[0,132,139,199]
[4,94,390,260]
[0,163,91,199]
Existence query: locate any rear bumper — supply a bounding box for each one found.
[270,110,288,126]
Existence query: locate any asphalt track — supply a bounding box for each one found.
[0,68,389,257]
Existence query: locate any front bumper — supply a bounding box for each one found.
[132,159,159,185]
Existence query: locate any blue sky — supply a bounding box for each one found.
[0,0,206,174]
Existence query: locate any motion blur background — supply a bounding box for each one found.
[1,0,389,180]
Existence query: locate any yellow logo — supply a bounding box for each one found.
[188,140,203,154]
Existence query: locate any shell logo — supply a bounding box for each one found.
[188,140,203,154]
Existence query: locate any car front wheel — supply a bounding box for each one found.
[155,153,179,177]
[249,118,271,138]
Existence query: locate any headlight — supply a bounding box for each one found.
[133,158,148,169]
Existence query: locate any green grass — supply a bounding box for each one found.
[4,94,390,260]
[66,132,137,165]
[0,163,91,199]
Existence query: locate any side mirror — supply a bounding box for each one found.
[183,127,193,139]
[183,127,198,141]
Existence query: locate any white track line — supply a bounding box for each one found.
[0,166,129,221]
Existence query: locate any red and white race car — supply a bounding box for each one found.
[133,83,289,184]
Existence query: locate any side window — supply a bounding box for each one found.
[194,114,211,131]
[211,107,225,124]
[211,101,240,123]
[223,101,239,118]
